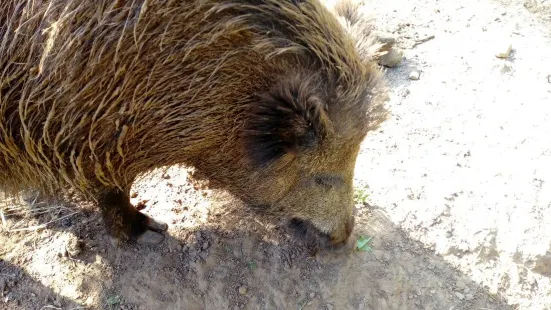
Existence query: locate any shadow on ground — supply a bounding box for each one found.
[1,184,512,310]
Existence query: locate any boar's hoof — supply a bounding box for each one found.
[134,216,168,245]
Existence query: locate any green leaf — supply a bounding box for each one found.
[106,295,121,306]
[356,235,373,252]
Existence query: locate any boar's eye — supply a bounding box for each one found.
[314,174,344,189]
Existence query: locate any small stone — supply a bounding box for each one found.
[326,305,334,310]
[430,289,436,294]
[309,292,315,298]
[455,292,465,300]
[378,48,404,68]
[466,293,474,301]
[373,31,397,50]
[202,241,210,250]
[496,43,512,58]
[238,287,247,295]
[409,71,420,80]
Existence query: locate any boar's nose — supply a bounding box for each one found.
[329,215,355,248]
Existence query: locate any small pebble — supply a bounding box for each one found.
[239,287,247,295]
[378,48,404,68]
[372,31,396,43]
[430,289,436,294]
[409,71,420,80]
[309,292,315,298]
[455,292,465,300]
[466,293,474,301]
[373,31,397,51]
[496,43,512,58]
[326,305,334,310]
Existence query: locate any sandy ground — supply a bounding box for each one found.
[1,0,551,309]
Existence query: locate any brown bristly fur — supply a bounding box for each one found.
[0,0,388,248]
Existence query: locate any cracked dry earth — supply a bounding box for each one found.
[1,0,551,309]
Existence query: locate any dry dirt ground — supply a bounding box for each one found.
[1,0,551,309]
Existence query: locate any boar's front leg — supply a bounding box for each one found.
[98,189,168,245]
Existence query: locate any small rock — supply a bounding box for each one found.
[238,286,247,295]
[496,43,512,58]
[409,71,420,80]
[465,293,474,301]
[326,305,334,310]
[309,292,316,298]
[373,31,397,50]
[430,289,436,294]
[378,48,404,68]
[455,292,465,300]
[202,241,210,250]
[136,200,148,211]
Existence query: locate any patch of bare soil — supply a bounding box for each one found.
[1,0,550,309]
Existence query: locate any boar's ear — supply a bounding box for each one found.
[244,77,330,167]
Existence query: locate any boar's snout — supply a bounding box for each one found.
[289,215,355,250]
[328,215,355,248]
